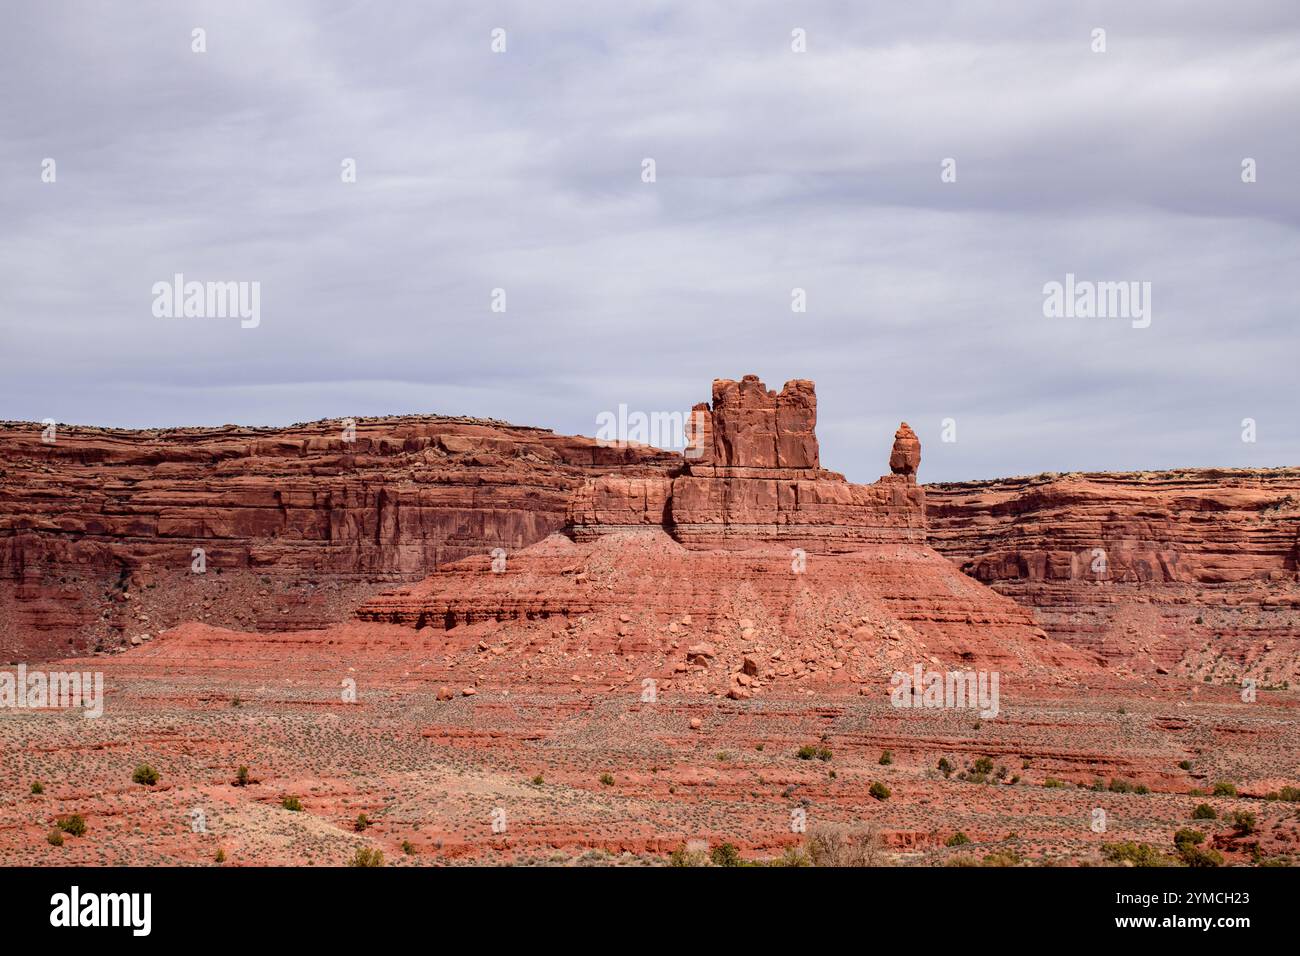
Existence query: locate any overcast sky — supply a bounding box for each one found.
[2,1,1297,482]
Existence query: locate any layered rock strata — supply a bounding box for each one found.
[926,471,1300,682]
[0,416,677,659]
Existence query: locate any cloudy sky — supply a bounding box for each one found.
[2,1,1297,482]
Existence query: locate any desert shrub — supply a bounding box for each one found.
[47,830,64,847]
[599,772,615,786]
[944,854,981,867]
[132,764,159,786]
[1230,810,1257,836]
[30,782,43,795]
[1042,778,1068,788]
[349,847,384,867]
[214,848,226,863]
[401,840,416,856]
[532,774,544,785]
[56,814,86,836]
[1134,784,1150,795]
[804,825,884,867]
[1178,760,1192,771]
[879,750,893,766]
[1174,828,1204,847]
[354,813,371,832]
[233,765,250,787]
[982,850,1022,866]
[669,845,709,867]
[869,781,891,801]
[797,744,833,761]
[1102,842,1170,867]
[1179,844,1224,867]
[771,846,810,867]
[1212,780,1238,797]
[972,757,994,775]
[1278,786,1300,802]
[945,831,972,847]
[281,795,303,812]
[710,843,742,867]
[937,757,954,778]
[1192,803,1217,820]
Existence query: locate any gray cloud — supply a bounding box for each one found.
[1,0,1297,481]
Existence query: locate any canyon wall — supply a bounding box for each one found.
[926,471,1300,682]
[0,416,677,660]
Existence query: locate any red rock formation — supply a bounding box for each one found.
[890,423,921,479]
[0,416,677,661]
[568,376,925,551]
[926,470,1300,682]
[360,376,1097,695]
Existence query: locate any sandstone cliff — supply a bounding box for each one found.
[926,470,1300,683]
[0,416,676,660]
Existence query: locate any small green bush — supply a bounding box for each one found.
[233,765,250,787]
[281,795,303,812]
[669,845,709,867]
[350,847,384,867]
[1192,803,1217,820]
[46,830,64,847]
[532,774,544,785]
[1179,844,1224,867]
[30,781,43,795]
[132,764,159,786]
[1212,780,1238,797]
[879,750,893,766]
[937,757,954,778]
[214,848,226,863]
[1230,810,1257,835]
[1042,777,1068,788]
[599,772,615,786]
[56,814,86,837]
[797,744,833,761]
[354,813,371,832]
[1101,842,1169,867]
[869,781,891,801]
[710,843,742,867]
[945,831,972,847]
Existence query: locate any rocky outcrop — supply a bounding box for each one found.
[359,376,1096,695]
[0,416,677,660]
[568,376,926,550]
[890,423,921,478]
[926,471,1300,683]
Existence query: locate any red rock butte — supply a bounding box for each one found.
[356,375,1096,695]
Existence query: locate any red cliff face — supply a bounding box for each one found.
[0,416,677,661]
[926,470,1300,683]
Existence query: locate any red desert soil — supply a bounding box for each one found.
[2,376,1297,866]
